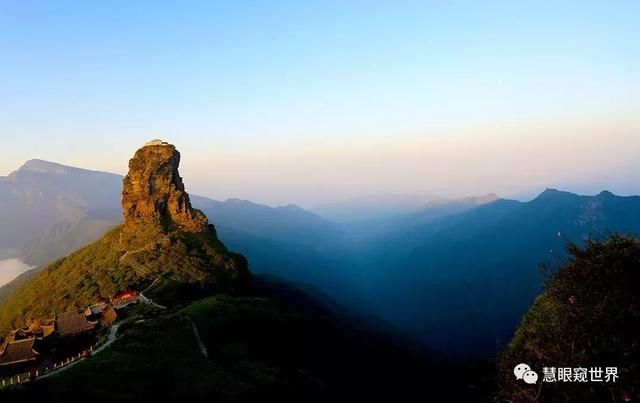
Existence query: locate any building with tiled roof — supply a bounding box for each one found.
[112,290,139,308]
[85,304,104,316]
[5,328,29,343]
[5,321,55,342]
[41,319,56,337]
[101,306,118,327]
[55,311,97,336]
[0,337,39,366]
[56,310,81,320]
[144,139,169,147]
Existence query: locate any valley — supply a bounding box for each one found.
[2,158,639,358]
[0,141,637,401]
[2,3,638,399]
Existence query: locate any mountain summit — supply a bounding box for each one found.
[0,141,249,332]
[122,141,207,233]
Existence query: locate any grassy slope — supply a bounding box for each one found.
[0,224,248,334]
[0,287,492,402]
[1,307,239,402]
[0,227,123,332]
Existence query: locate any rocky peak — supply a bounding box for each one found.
[122,141,208,233]
[18,159,70,175]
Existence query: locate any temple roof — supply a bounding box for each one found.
[0,337,38,366]
[57,310,82,319]
[56,311,96,336]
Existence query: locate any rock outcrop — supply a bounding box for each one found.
[0,140,249,332]
[122,141,208,233]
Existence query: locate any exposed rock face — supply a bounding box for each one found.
[122,141,208,233]
[0,140,250,333]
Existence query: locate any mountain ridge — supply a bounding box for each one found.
[1,157,639,357]
[358,185,640,355]
[0,142,249,333]
[0,159,331,267]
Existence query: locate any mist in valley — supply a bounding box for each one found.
[0,258,33,288]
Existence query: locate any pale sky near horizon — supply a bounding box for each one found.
[1,1,639,207]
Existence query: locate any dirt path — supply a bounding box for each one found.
[139,293,167,309]
[186,317,208,358]
[91,324,120,355]
[38,324,120,380]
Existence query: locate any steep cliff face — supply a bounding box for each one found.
[0,141,249,332]
[122,143,207,233]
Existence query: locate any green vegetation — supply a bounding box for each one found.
[1,312,235,402]
[497,235,640,402]
[0,290,460,402]
[184,296,319,376]
[179,292,483,401]
[0,224,248,333]
[0,270,501,402]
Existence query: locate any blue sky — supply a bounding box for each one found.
[1,1,639,206]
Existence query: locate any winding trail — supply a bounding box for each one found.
[139,293,167,310]
[92,324,120,355]
[38,324,120,380]
[186,316,208,358]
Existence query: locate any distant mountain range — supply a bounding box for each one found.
[0,159,338,265]
[354,188,640,355]
[1,159,638,356]
[0,160,351,307]
[312,193,445,222]
[0,160,122,264]
[0,143,250,331]
[0,143,454,402]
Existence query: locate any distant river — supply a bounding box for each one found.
[0,259,34,287]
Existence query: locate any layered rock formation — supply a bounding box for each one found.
[122,141,207,233]
[0,140,249,332]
